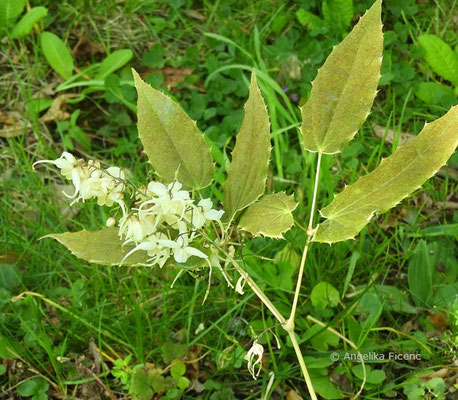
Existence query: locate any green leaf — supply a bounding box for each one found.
[10,7,47,38]
[314,105,458,243]
[418,34,458,86]
[352,365,386,384]
[17,378,49,397]
[300,0,383,154]
[296,9,328,34]
[0,365,6,375]
[171,361,186,378]
[408,240,433,306]
[131,366,155,400]
[96,49,133,79]
[322,0,353,33]
[415,82,456,107]
[238,192,297,238]
[310,375,342,399]
[0,264,21,290]
[40,32,74,79]
[0,0,26,25]
[371,285,418,314]
[0,336,17,358]
[45,227,149,266]
[310,282,340,309]
[223,71,271,220]
[132,69,214,190]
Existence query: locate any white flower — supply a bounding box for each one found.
[244,341,264,379]
[190,198,224,228]
[235,276,246,295]
[119,215,155,243]
[159,233,208,263]
[34,153,127,207]
[143,181,193,225]
[120,232,171,267]
[33,151,78,179]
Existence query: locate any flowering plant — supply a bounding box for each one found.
[34,1,458,398]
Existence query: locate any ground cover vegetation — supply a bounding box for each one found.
[0,0,457,399]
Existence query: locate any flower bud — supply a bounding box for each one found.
[106,217,116,227]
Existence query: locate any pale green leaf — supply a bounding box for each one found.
[41,32,74,79]
[223,71,271,220]
[10,7,47,38]
[0,0,26,25]
[314,105,458,243]
[132,69,214,190]
[239,192,297,238]
[322,0,353,33]
[45,227,149,266]
[96,49,133,79]
[418,34,458,86]
[301,0,383,154]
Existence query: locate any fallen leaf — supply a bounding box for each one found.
[72,32,105,58]
[429,312,450,330]
[286,389,304,400]
[41,94,76,122]
[372,124,415,145]
[140,67,197,90]
[419,368,450,381]
[183,9,205,21]
[377,207,409,230]
[0,111,29,138]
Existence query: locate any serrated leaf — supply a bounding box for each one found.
[239,192,297,238]
[46,227,149,266]
[10,7,47,38]
[300,0,383,154]
[223,71,271,220]
[41,32,74,79]
[0,0,26,25]
[132,69,214,190]
[418,34,458,86]
[322,0,353,33]
[314,106,458,243]
[96,49,133,79]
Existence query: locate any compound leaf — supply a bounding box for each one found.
[133,69,214,190]
[239,192,297,238]
[418,34,458,86]
[314,105,458,243]
[301,0,383,154]
[41,31,74,79]
[223,71,271,221]
[45,227,149,266]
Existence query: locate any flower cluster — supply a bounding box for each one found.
[34,152,126,208]
[34,152,225,268]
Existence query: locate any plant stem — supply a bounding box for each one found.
[217,248,286,325]
[287,329,318,400]
[287,152,322,327]
[282,152,322,400]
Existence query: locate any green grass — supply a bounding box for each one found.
[1,0,457,399]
